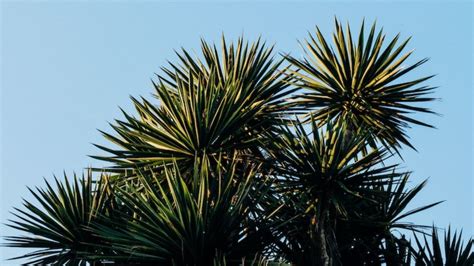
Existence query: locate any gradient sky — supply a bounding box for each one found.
[1,1,472,263]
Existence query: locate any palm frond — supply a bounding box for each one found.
[413,226,474,265]
[93,37,296,174]
[92,157,282,265]
[287,18,436,151]
[336,175,442,265]
[265,117,396,212]
[263,117,401,264]
[4,171,114,264]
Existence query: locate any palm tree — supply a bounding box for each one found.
[411,226,474,265]
[4,20,472,265]
[91,157,281,265]
[286,19,436,152]
[5,172,114,264]
[92,37,296,175]
[262,119,441,265]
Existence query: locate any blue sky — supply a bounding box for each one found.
[1,1,472,262]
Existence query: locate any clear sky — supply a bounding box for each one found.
[1,0,472,263]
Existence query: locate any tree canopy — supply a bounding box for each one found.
[4,19,473,266]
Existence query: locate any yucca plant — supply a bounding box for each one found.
[411,226,474,266]
[4,171,114,264]
[287,19,436,151]
[93,37,296,174]
[5,20,472,266]
[335,175,442,265]
[262,119,445,265]
[91,156,282,265]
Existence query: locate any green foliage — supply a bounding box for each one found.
[262,118,442,265]
[92,157,281,264]
[93,37,295,174]
[336,175,442,265]
[287,19,436,151]
[4,171,113,264]
[412,226,474,265]
[5,20,472,266]
[265,118,395,213]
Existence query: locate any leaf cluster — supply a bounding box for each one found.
[4,20,472,266]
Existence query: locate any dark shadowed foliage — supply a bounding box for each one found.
[5,21,472,266]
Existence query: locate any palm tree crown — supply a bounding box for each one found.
[4,20,472,266]
[287,19,436,151]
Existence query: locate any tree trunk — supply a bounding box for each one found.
[313,195,331,266]
[317,211,330,266]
